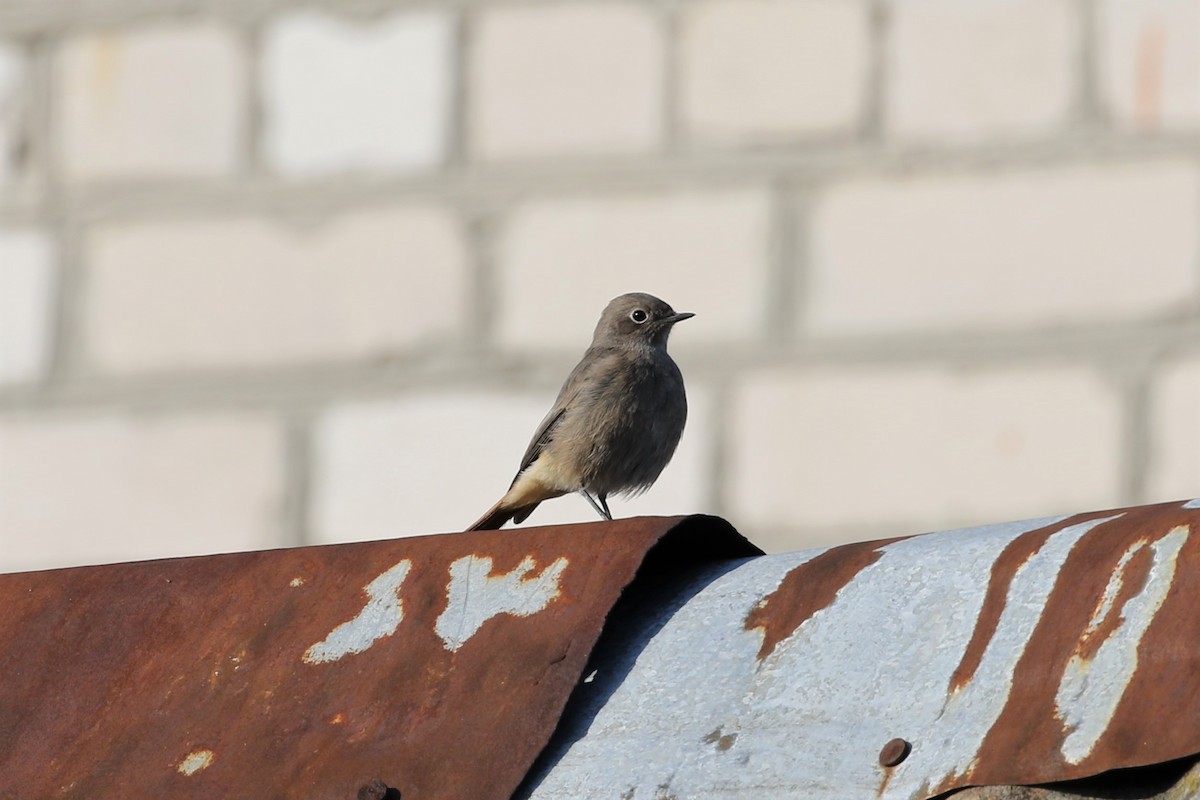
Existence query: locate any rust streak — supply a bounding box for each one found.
[1094,518,1200,772]
[745,537,904,661]
[947,511,1116,695]
[955,503,1199,791]
[1076,541,1154,663]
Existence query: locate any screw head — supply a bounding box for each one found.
[357,780,389,800]
[879,738,911,767]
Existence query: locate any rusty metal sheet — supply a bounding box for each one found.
[0,515,759,800]
[524,499,1200,800]
[952,756,1200,800]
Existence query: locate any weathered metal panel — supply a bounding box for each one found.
[0,515,759,799]
[524,499,1200,800]
[953,757,1200,800]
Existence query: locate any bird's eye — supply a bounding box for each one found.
[630,309,648,324]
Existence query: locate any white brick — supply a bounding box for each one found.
[55,23,245,181]
[471,4,662,159]
[808,161,1200,335]
[1097,0,1200,129]
[0,413,283,571]
[680,0,870,143]
[729,366,1123,537]
[886,0,1077,140]
[1147,356,1200,502]
[0,230,54,384]
[85,207,467,372]
[313,386,714,542]
[0,43,27,187]
[263,12,452,176]
[497,188,770,349]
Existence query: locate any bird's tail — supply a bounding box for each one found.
[467,500,539,531]
[467,500,512,531]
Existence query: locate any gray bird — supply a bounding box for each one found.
[469,293,693,530]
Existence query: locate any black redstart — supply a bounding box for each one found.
[468,292,693,530]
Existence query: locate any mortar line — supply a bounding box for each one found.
[705,376,733,520]
[445,7,469,170]
[282,410,315,548]
[0,0,695,37]
[242,20,266,180]
[861,0,887,144]
[765,179,799,347]
[1076,0,1105,130]
[1120,360,1153,507]
[35,131,1200,226]
[465,205,500,355]
[5,317,1199,416]
[660,0,681,158]
[29,29,87,388]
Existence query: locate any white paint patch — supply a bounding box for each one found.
[289,576,305,587]
[435,554,569,652]
[177,749,215,776]
[303,559,412,664]
[1082,539,1147,640]
[1184,498,1200,509]
[1056,524,1190,764]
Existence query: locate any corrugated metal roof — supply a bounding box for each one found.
[0,515,758,799]
[4,499,1199,799]
[523,499,1200,799]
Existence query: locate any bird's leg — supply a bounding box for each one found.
[598,493,613,521]
[579,490,612,521]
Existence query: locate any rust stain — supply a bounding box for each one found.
[938,501,1200,793]
[0,515,758,800]
[745,537,903,661]
[875,739,911,798]
[947,511,1117,695]
[703,727,737,752]
[1085,517,1200,772]
[876,764,894,798]
[1075,538,1154,664]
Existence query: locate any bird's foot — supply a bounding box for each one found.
[579,490,612,521]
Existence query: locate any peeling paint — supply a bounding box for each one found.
[177,749,214,776]
[0,514,756,800]
[303,559,412,664]
[527,505,1200,800]
[921,515,1121,790]
[1083,538,1149,642]
[1056,525,1190,764]
[436,555,569,652]
[4,503,1197,800]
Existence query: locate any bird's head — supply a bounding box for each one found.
[592,292,694,350]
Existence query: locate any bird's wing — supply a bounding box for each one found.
[508,348,616,485]
[513,405,566,483]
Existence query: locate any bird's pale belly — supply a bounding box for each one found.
[504,449,584,508]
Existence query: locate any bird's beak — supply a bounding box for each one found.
[666,312,695,324]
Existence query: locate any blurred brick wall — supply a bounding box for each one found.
[0,0,1197,570]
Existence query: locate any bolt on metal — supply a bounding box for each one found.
[879,738,911,767]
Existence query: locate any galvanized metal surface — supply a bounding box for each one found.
[524,499,1200,800]
[0,515,759,799]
